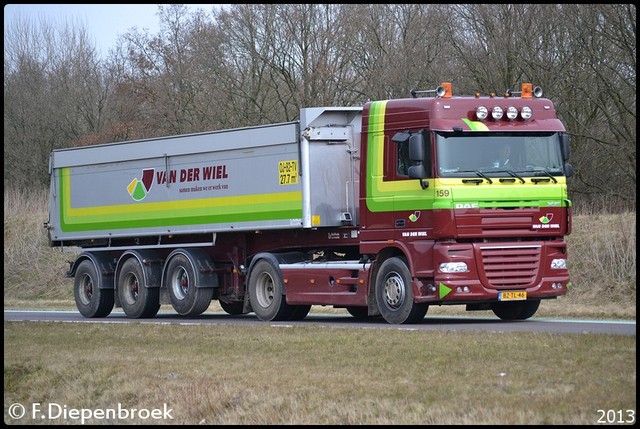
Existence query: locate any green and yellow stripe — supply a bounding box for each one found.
[58,168,302,232]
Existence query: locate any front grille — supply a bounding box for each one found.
[479,245,541,288]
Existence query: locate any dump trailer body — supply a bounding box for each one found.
[48,107,362,246]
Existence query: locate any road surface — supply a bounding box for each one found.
[4,309,635,336]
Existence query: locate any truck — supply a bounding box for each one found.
[46,82,573,324]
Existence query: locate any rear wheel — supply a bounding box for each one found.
[375,257,428,324]
[248,259,294,321]
[74,260,114,318]
[491,299,540,320]
[117,258,160,319]
[165,253,214,316]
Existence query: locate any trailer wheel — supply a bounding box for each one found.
[117,258,160,319]
[74,260,114,318]
[248,259,294,321]
[375,257,428,324]
[491,299,540,320]
[165,254,214,316]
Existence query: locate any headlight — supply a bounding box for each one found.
[520,106,532,120]
[439,262,468,273]
[551,258,567,269]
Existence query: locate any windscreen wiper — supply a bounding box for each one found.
[494,169,525,183]
[459,170,493,184]
[473,170,493,184]
[531,168,558,184]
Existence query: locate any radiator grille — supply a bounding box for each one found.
[480,245,541,288]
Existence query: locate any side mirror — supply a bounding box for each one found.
[394,130,430,187]
[409,133,424,163]
[392,131,410,144]
[408,133,428,188]
[408,165,428,180]
[564,162,574,178]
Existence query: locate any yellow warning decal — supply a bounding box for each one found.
[278,160,298,185]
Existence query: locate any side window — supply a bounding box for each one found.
[397,141,410,177]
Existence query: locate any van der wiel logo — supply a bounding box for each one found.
[127,168,154,201]
[533,212,560,229]
[539,213,553,224]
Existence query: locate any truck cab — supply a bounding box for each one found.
[358,83,573,321]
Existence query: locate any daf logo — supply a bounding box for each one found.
[455,203,479,208]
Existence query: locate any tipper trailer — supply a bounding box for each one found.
[47,83,573,324]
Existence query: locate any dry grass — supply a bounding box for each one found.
[566,211,636,304]
[4,322,636,425]
[4,189,75,301]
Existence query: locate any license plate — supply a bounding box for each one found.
[498,291,527,301]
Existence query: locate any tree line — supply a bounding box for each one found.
[4,4,636,211]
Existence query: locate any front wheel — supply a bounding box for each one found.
[375,257,428,324]
[74,260,114,318]
[491,299,540,320]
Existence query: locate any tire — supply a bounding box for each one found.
[74,260,114,318]
[117,258,160,319]
[248,259,294,321]
[219,300,245,315]
[346,306,370,319]
[165,253,214,316]
[289,305,311,321]
[375,257,428,324]
[491,299,541,320]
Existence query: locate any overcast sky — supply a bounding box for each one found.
[4,4,223,57]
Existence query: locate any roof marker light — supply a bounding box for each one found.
[441,82,452,98]
[521,83,543,99]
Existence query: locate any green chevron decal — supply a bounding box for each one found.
[439,282,452,299]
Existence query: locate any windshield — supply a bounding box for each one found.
[436,132,564,178]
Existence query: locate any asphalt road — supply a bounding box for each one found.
[4,310,636,336]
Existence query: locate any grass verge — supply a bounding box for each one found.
[4,321,636,425]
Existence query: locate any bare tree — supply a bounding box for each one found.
[4,14,105,189]
[442,4,635,207]
[554,4,636,206]
[339,4,450,101]
[3,4,635,210]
